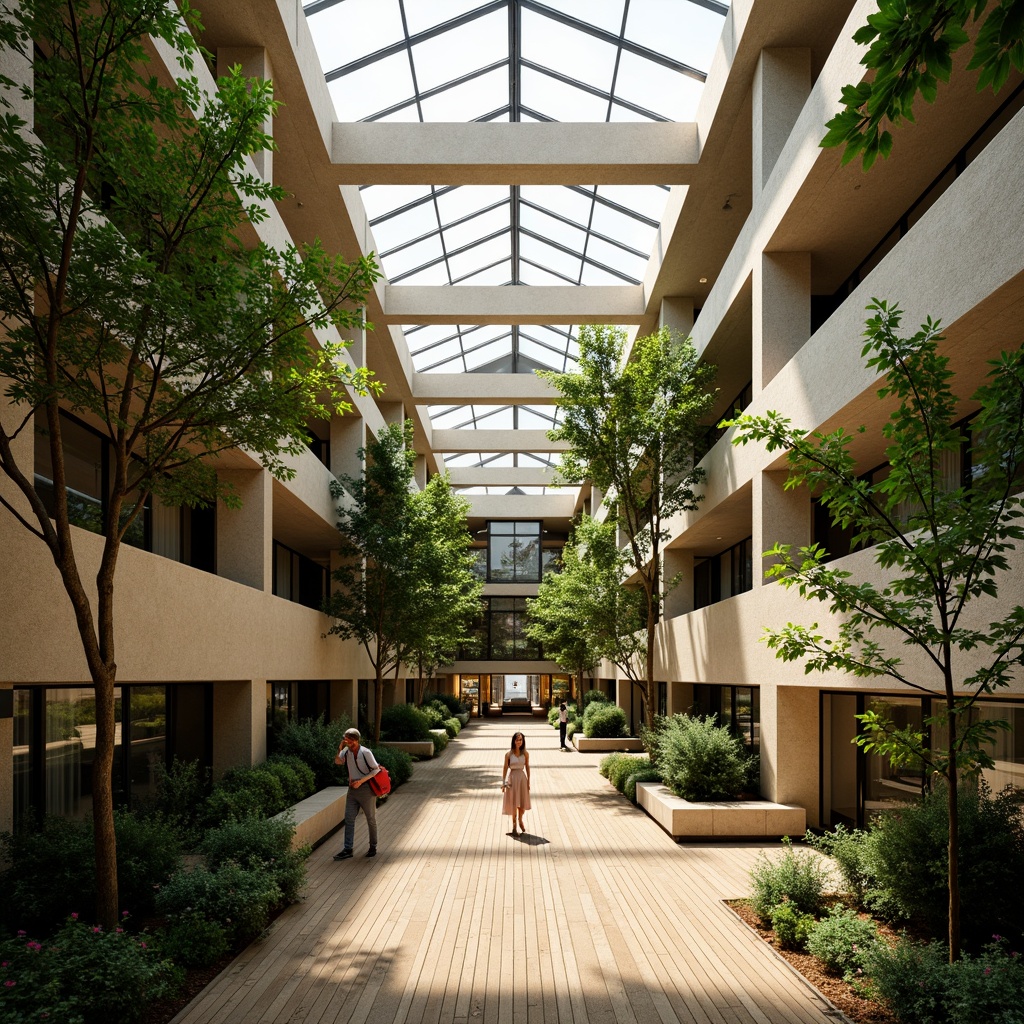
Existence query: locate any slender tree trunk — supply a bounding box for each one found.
[947,700,960,962]
[373,664,384,745]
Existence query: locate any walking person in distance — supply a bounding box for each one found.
[333,727,381,860]
[501,731,531,836]
[558,701,571,750]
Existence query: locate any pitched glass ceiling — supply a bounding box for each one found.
[303,0,728,491]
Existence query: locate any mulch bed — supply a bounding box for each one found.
[727,899,900,1024]
[140,955,235,1024]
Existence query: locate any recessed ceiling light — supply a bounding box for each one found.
[699,277,708,283]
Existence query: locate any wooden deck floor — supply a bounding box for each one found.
[171,718,841,1024]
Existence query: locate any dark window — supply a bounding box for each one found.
[462,597,543,659]
[693,537,752,609]
[487,521,542,582]
[273,541,327,610]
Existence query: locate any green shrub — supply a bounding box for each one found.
[267,754,316,802]
[0,812,182,935]
[0,916,179,1024]
[271,714,352,790]
[607,754,650,792]
[431,729,449,753]
[157,911,230,969]
[658,714,746,801]
[200,815,308,904]
[547,705,561,727]
[805,905,877,974]
[381,703,432,741]
[368,745,413,788]
[864,782,1024,949]
[155,862,281,946]
[584,703,628,738]
[770,898,815,951]
[566,721,577,741]
[624,768,662,803]
[599,752,635,780]
[444,717,461,737]
[260,759,306,806]
[749,839,830,924]
[581,689,608,713]
[805,825,873,905]
[422,692,463,717]
[419,704,446,729]
[141,757,210,844]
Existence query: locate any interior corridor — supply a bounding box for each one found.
[170,718,839,1024]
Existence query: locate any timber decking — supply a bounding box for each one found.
[170,719,842,1024]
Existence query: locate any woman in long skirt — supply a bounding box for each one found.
[501,731,531,835]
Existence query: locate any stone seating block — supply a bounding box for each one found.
[635,783,806,839]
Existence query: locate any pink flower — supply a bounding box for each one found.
[26,942,41,952]
[4,980,15,988]
[140,942,147,949]
[16,931,25,937]
[122,911,129,918]
[70,913,78,921]
[91,927,102,934]
[985,967,992,976]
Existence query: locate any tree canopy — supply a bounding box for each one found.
[726,299,1024,960]
[0,0,379,927]
[540,325,716,727]
[823,0,1024,169]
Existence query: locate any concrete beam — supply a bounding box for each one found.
[383,285,646,325]
[412,373,557,405]
[432,430,570,454]
[465,494,578,519]
[330,122,699,185]
[446,467,556,487]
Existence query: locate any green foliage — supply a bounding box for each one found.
[602,754,650,792]
[157,912,230,969]
[656,714,747,801]
[864,783,1024,949]
[805,905,878,974]
[540,326,717,726]
[806,825,873,905]
[583,703,629,738]
[749,840,831,925]
[266,755,317,803]
[272,714,352,791]
[822,0,1024,169]
[0,812,181,935]
[381,703,432,742]
[368,745,413,788]
[770,898,816,951]
[199,816,308,905]
[422,692,464,717]
[624,768,662,803]
[0,916,178,1024]
[155,862,281,947]
[419,704,446,729]
[443,717,461,738]
[727,300,1024,957]
[203,765,287,825]
[864,934,1024,1024]
[431,729,449,753]
[141,757,211,846]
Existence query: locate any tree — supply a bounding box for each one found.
[404,473,483,706]
[525,515,645,703]
[822,0,1024,169]
[726,299,1024,961]
[540,325,716,728]
[327,422,419,744]
[0,1,379,927]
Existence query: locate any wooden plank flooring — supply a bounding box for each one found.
[171,719,842,1024]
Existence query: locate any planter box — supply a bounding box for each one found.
[272,787,348,851]
[573,736,645,752]
[380,739,435,756]
[636,782,806,840]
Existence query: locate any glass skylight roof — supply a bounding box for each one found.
[303,0,729,491]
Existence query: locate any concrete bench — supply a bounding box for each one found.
[573,736,645,752]
[272,787,348,851]
[636,782,806,840]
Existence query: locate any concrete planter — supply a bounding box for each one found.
[636,782,806,840]
[573,735,645,752]
[272,787,349,851]
[380,739,435,756]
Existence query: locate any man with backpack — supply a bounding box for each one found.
[333,728,382,860]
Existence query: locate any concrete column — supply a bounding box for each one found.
[752,250,810,393]
[216,47,274,182]
[340,318,365,367]
[752,48,811,194]
[378,403,405,429]
[217,469,272,591]
[330,679,357,725]
[414,454,427,491]
[760,685,819,827]
[330,413,365,485]
[753,469,811,587]
[659,296,695,337]
[0,685,12,833]
[212,679,267,777]
[663,547,694,619]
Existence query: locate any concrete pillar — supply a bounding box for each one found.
[217,469,272,591]
[330,413,365,485]
[753,469,811,587]
[752,48,811,194]
[216,47,274,182]
[752,250,810,393]
[760,685,819,827]
[330,679,357,725]
[663,547,694,619]
[378,403,405,429]
[340,318,365,367]
[659,296,695,337]
[212,679,267,777]
[0,685,12,833]
[414,454,427,491]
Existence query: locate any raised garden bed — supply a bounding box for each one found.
[573,736,645,752]
[636,782,805,839]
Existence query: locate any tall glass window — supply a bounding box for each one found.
[487,521,541,582]
[127,686,166,808]
[486,597,541,659]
